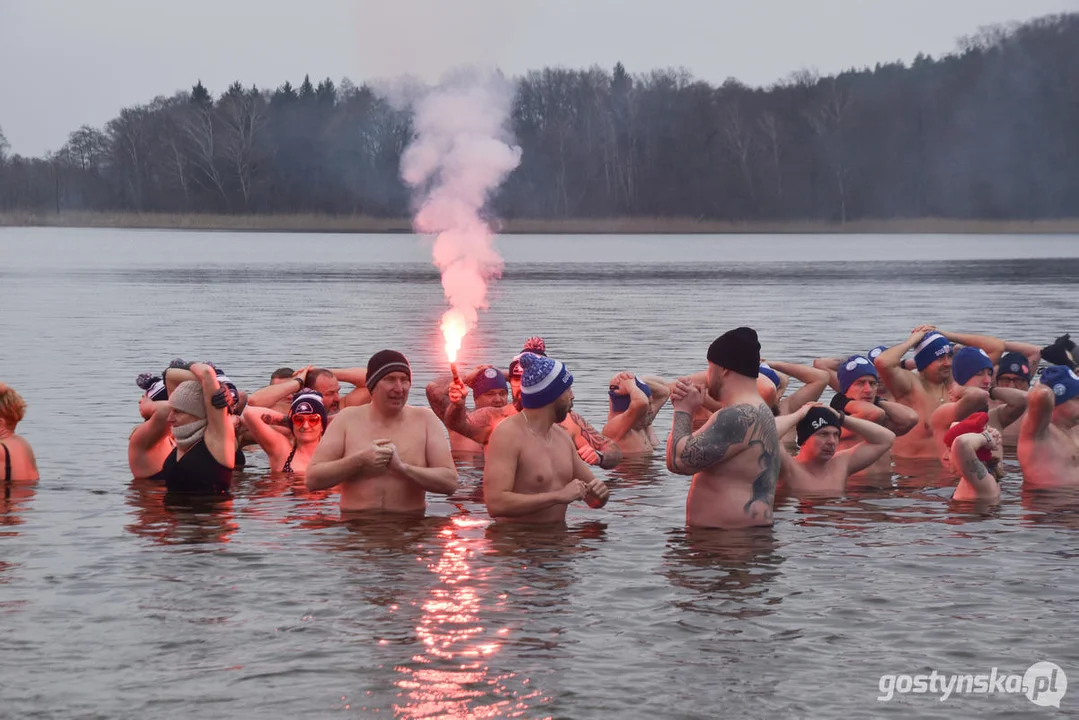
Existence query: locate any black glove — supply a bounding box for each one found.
[1041,335,1076,369]
[210,387,229,409]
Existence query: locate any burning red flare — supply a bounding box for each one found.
[442,310,468,364]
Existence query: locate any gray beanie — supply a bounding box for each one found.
[168,380,206,419]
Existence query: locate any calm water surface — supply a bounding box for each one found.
[2,228,1079,718]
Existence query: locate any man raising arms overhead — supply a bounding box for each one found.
[666,327,780,529]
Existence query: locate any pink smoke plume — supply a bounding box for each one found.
[400,70,522,363]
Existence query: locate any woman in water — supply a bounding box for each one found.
[242,391,327,474]
[158,363,236,495]
[0,384,39,481]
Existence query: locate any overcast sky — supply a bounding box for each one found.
[1,0,1076,156]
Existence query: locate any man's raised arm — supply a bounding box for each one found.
[665,379,753,475]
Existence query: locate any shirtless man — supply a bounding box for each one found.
[0,384,39,481]
[427,365,512,453]
[826,355,917,474]
[930,347,1027,468]
[995,350,1037,445]
[445,355,623,468]
[776,404,895,495]
[602,373,671,455]
[874,326,955,457]
[306,350,458,513]
[1018,365,1079,488]
[482,352,610,524]
[666,327,779,529]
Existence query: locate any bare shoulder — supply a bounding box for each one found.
[406,405,439,423]
[333,405,368,424]
[488,414,523,444]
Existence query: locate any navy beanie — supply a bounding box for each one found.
[997,352,1032,382]
[609,376,652,412]
[837,355,878,393]
[952,347,994,386]
[470,367,509,397]
[1040,365,1079,405]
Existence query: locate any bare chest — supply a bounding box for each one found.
[343,415,427,465]
[514,437,575,493]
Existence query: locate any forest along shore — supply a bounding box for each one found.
[4,211,1079,235]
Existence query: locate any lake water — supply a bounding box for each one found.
[2,228,1079,718]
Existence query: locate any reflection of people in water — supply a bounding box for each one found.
[663,526,783,612]
[125,477,238,545]
[0,383,39,482]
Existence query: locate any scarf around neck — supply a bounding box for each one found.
[172,419,207,450]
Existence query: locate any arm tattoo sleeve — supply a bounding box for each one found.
[744,405,780,515]
[675,405,754,471]
[669,405,780,517]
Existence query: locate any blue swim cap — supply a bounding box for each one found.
[837,355,878,393]
[914,333,953,371]
[867,345,888,362]
[758,363,781,389]
[470,367,509,398]
[952,347,994,386]
[1040,365,1079,405]
[610,376,652,412]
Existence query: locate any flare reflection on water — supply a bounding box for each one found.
[393,515,547,719]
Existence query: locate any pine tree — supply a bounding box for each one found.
[190,80,212,107]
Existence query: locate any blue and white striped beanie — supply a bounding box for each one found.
[519,352,573,409]
[914,332,953,371]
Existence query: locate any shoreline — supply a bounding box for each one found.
[3,211,1079,235]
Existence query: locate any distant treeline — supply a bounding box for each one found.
[1,14,1077,223]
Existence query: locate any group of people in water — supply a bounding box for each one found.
[3,325,1078,529]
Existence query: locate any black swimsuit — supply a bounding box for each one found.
[1,441,9,482]
[160,441,232,495]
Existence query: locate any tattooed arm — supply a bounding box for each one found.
[666,405,755,475]
[639,375,672,426]
[425,373,456,421]
[567,411,623,469]
[443,404,506,446]
[952,429,1000,497]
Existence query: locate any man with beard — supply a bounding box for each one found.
[666,327,780,529]
[776,404,896,495]
[306,350,458,513]
[482,352,610,524]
